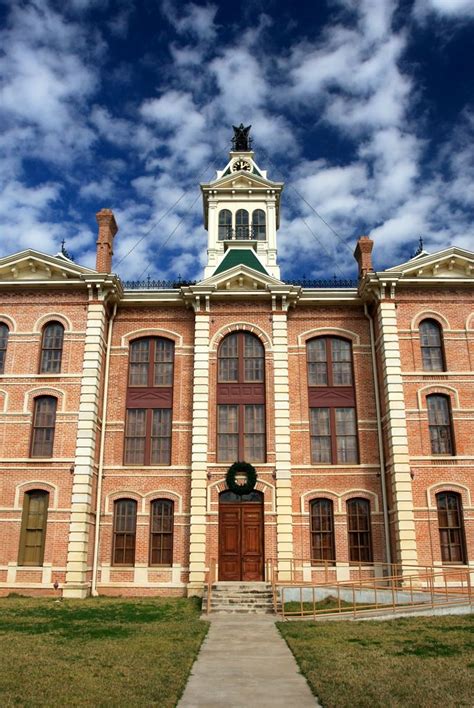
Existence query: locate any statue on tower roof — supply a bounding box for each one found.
[232,124,252,151]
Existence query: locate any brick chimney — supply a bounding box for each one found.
[95,209,118,272]
[354,235,374,278]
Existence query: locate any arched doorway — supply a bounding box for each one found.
[218,490,264,581]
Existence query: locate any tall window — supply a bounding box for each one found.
[218,209,232,240]
[310,499,335,564]
[124,337,174,465]
[235,209,249,239]
[40,322,64,374]
[307,337,358,464]
[30,396,57,457]
[150,499,174,566]
[252,209,266,240]
[427,394,454,455]
[217,332,265,462]
[347,498,373,563]
[420,319,445,371]
[436,492,467,564]
[113,499,137,565]
[0,322,9,374]
[18,490,49,566]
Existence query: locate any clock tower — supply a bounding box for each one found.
[200,125,284,279]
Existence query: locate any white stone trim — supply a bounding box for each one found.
[144,490,183,515]
[0,313,16,331]
[410,310,450,331]
[23,387,66,413]
[14,480,59,509]
[417,384,460,409]
[0,389,8,412]
[33,312,73,332]
[426,482,472,509]
[120,328,184,348]
[209,321,272,351]
[297,327,360,346]
[207,477,276,513]
[466,312,474,330]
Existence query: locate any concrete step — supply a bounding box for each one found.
[204,581,276,615]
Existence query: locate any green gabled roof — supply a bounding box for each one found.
[214,248,268,275]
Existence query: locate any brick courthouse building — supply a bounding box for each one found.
[0,129,473,598]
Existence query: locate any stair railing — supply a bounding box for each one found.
[206,559,216,615]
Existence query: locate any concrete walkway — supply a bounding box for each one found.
[178,615,319,708]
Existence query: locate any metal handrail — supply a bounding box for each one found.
[272,564,473,620]
[206,559,216,615]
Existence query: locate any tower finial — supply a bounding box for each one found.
[413,235,424,258]
[232,124,252,151]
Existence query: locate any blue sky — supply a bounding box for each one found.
[0,0,473,282]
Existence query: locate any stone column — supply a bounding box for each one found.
[63,293,107,598]
[377,300,418,572]
[272,304,294,577]
[187,306,210,594]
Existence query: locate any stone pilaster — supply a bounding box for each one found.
[272,307,294,577]
[63,296,107,598]
[187,309,210,594]
[377,300,418,571]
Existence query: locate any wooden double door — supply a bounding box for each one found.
[218,493,264,581]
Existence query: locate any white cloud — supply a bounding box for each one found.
[414,0,474,20]
[161,1,218,42]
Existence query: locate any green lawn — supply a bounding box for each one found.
[278,614,474,707]
[0,596,208,707]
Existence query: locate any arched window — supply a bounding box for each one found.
[30,396,57,457]
[125,337,174,465]
[347,498,372,563]
[218,209,232,240]
[150,499,174,566]
[235,209,249,239]
[310,499,335,564]
[113,499,137,565]
[252,209,266,240]
[0,322,9,374]
[427,394,454,455]
[420,319,445,371]
[307,337,358,464]
[436,492,467,564]
[40,322,64,374]
[217,332,265,462]
[18,490,49,566]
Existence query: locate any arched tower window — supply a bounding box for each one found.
[217,332,265,462]
[218,209,232,240]
[310,499,335,564]
[30,396,57,458]
[252,209,266,240]
[436,492,467,564]
[235,209,249,239]
[125,337,174,465]
[150,499,174,566]
[18,490,49,566]
[113,499,137,565]
[307,337,358,464]
[40,322,64,374]
[347,498,373,563]
[0,323,9,374]
[427,394,454,455]
[420,319,445,371]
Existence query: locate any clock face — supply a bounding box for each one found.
[232,159,251,172]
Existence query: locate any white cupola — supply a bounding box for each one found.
[200,124,284,279]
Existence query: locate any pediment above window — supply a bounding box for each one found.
[381,247,474,279]
[0,250,96,282]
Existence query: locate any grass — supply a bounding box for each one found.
[278,614,474,707]
[0,596,208,707]
[283,596,356,615]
